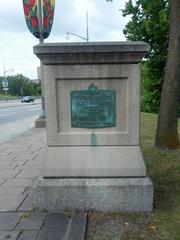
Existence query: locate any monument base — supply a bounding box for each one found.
[42,146,146,177]
[35,118,46,128]
[33,177,153,212]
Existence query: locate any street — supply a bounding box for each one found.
[0,101,41,143]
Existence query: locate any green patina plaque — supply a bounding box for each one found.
[71,84,116,128]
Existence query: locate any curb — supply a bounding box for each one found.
[0,102,41,109]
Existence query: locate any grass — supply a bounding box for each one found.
[0,94,20,100]
[86,113,180,240]
[138,112,180,240]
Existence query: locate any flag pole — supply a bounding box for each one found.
[38,0,44,44]
[37,0,45,120]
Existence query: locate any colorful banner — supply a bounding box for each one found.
[22,0,55,39]
[43,0,55,39]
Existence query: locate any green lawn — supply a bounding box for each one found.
[0,94,20,100]
[138,112,180,240]
[87,113,180,240]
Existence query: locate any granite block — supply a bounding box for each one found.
[33,177,153,212]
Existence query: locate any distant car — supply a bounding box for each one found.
[21,96,34,103]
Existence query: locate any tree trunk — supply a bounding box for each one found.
[155,0,180,150]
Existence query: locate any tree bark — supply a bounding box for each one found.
[155,0,180,150]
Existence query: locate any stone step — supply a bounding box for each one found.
[36,211,87,240]
[66,210,87,240]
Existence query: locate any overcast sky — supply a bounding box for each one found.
[0,0,131,79]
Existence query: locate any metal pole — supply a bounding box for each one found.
[38,0,44,44]
[5,90,8,102]
[37,0,45,119]
[3,63,8,102]
[86,11,89,42]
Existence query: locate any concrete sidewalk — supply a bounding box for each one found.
[0,128,150,240]
[0,129,87,240]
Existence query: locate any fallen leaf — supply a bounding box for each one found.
[124,222,130,226]
[150,225,157,231]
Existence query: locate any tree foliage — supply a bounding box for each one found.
[123,0,170,113]
[0,74,41,96]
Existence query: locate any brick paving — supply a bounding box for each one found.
[0,128,87,240]
[0,129,45,213]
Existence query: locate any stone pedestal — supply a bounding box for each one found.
[33,42,153,212]
[35,117,46,128]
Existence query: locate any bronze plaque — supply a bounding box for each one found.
[71,84,116,128]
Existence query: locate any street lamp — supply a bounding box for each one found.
[66,32,88,42]
[66,11,89,42]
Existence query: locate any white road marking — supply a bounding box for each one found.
[28,108,40,112]
[0,112,19,117]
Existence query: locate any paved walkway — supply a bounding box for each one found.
[0,128,147,240]
[0,129,87,240]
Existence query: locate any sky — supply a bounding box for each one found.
[0,0,131,79]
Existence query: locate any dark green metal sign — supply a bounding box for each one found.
[71,84,116,128]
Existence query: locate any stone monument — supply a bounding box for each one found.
[33,42,153,212]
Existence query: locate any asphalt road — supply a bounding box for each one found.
[0,103,41,143]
